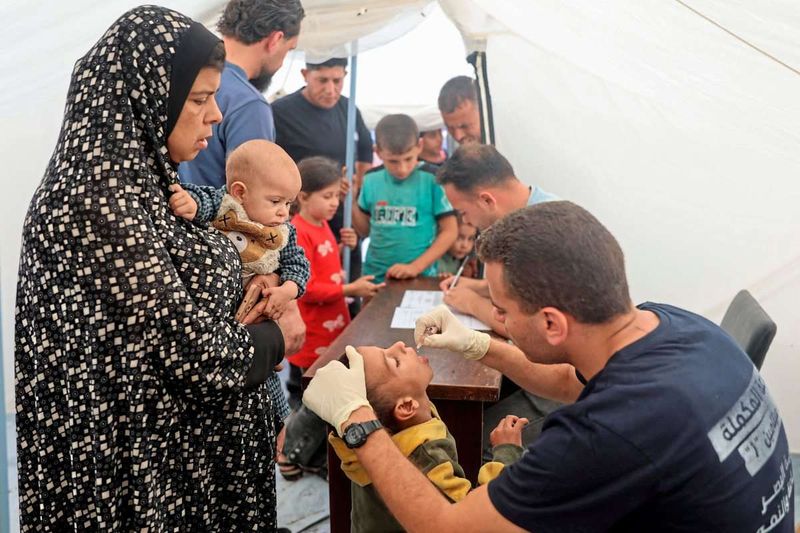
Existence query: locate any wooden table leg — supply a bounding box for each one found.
[432,400,484,484]
[328,433,352,533]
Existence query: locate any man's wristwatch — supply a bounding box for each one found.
[343,420,383,448]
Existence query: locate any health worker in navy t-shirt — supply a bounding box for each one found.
[302,201,794,533]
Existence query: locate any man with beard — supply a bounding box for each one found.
[438,76,483,145]
[180,0,304,187]
[272,57,374,274]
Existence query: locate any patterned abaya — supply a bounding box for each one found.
[15,6,283,531]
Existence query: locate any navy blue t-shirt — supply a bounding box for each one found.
[179,62,275,188]
[272,88,373,279]
[488,303,794,532]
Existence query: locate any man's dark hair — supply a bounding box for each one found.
[205,41,227,71]
[436,144,515,192]
[217,0,305,44]
[297,156,342,194]
[305,57,348,70]
[478,201,631,324]
[375,114,418,154]
[438,76,477,114]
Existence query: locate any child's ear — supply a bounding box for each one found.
[229,181,247,202]
[393,396,420,424]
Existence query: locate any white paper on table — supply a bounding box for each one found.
[390,305,491,331]
[399,290,444,309]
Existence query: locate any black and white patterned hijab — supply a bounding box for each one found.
[16,5,279,530]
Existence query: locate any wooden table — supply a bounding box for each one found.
[303,277,502,533]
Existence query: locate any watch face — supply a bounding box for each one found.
[345,424,366,447]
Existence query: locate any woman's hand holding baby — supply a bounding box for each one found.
[490,415,529,448]
[237,274,280,323]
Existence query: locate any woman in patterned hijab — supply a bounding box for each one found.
[15,6,285,531]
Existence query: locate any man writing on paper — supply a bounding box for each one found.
[303,201,794,533]
[437,143,559,448]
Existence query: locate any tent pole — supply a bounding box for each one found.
[467,51,495,146]
[342,41,359,280]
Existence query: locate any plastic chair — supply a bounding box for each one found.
[720,290,777,370]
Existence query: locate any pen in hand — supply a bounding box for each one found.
[448,253,472,290]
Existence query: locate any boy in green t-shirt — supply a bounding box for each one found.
[353,114,457,283]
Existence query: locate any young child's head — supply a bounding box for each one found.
[375,114,421,181]
[358,342,433,432]
[226,139,301,226]
[296,156,343,222]
[448,213,477,260]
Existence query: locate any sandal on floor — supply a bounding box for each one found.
[300,464,328,481]
[278,460,303,481]
[277,450,303,481]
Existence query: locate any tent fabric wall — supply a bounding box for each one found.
[445,0,800,450]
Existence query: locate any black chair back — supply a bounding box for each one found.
[720,290,777,370]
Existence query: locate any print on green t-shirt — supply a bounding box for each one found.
[358,165,454,282]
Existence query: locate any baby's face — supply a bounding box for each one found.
[359,342,433,400]
[242,173,301,227]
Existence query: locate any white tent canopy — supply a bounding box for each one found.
[1,1,798,455]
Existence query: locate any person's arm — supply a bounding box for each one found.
[181,182,226,224]
[355,162,371,191]
[276,224,310,298]
[482,338,582,403]
[438,275,490,297]
[345,407,526,533]
[415,306,583,404]
[387,214,458,280]
[355,108,374,182]
[352,182,371,237]
[477,415,527,485]
[243,322,286,387]
[442,287,507,336]
[275,302,305,356]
